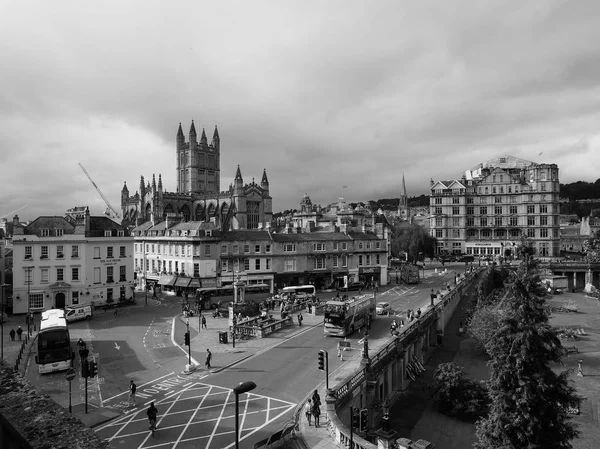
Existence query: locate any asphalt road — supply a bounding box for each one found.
[27,263,464,448]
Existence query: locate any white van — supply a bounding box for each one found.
[65,305,93,322]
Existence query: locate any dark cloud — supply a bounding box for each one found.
[1,0,599,220]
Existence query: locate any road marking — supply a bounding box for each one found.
[114,342,120,351]
[205,388,232,449]
[102,371,175,403]
[172,385,212,449]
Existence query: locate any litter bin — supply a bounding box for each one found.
[219,331,228,344]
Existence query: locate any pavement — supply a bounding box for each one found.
[0,314,38,376]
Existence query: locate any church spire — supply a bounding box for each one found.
[177,122,184,139]
[261,168,269,184]
[402,173,407,198]
[189,120,197,144]
[213,125,220,141]
[200,128,207,144]
[235,165,243,181]
[158,174,163,190]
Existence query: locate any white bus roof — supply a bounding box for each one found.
[281,285,315,292]
[40,309,68,331]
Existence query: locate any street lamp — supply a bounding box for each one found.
[26,266,33,337]
[233,381,256,449]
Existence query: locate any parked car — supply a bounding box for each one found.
[376,302,391,315]
[339,281,365,292]
[458,255,474,263]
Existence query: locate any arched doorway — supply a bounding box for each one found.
[55,292,66,309]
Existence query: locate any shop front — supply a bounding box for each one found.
[274,272,308,291]
[307,271,332,291]
[220,273,274,293]
[158,274,178,294]
[359,266,382,287]
[330,270,350,290]
[174,277,191,297]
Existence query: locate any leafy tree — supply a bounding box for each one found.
[390,223,437,261]
[428,362,489,421]
[474,247,581,449]
[582,230,600,263]
[468,304,503,356]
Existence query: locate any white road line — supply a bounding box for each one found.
[107,405,140,442]
[172,385,212,449]
[102,371,175,403]
[239,394,251,441]
[171,316,200,366]
[206,389,233,449]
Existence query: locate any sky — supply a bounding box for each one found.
[2,0,600,221]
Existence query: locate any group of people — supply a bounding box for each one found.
[8,326,23,341]
[304,389,322,427]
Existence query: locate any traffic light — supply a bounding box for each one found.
[80,347,89,360]
[359,408,368,432]
[81,359,89,378]
[351,407,360,430]
[317,350,325,371]
[88,361,98,378]
[184,332,190,346]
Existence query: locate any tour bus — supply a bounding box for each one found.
[195,285,235,310]
[400,264,420,284]
[323,294,375,337]
[279,285,316,301]
[36,309,73,374]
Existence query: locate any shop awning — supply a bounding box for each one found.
[158,274,177,286]
[175,277,191,288]
[188,278,201,289]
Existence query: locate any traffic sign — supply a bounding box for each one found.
[65,368,76,382]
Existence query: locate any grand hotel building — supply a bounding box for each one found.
[429,155,560,258]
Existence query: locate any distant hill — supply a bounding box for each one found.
[560,179,600,201]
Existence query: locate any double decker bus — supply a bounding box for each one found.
[400,264,420,284]
[195,285,235,309]
[323,294,375,337]
[36,309,73,374]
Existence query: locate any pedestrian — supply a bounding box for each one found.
[374,281,379,292]
[312,400,321,428]
[416,308,422,319]
[201,315,207,329]
[16,326,23,340]
[297,313,303,326]
[312,389,321,408]
[9,328,16,341]
[114,308,118,317]
[305,399,313,425]
[205,348,212,369]
[128,380,137,406]
[147,402,158,436]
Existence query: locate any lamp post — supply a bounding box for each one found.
[186,317,191,366]
[26,266,33,337]
[233,381,256,449]
[143,239,148,307]
[1,283,9,360]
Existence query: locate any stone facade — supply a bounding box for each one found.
[120,122,273,231]
[430,155,561,258]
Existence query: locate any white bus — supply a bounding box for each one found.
[36,309,73,374]
[279,285,316,301]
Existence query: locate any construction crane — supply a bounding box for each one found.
[0,205,29,219]
[78,163,121,219]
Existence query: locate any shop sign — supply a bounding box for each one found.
[202,278,217,288]
[359,267,381,275]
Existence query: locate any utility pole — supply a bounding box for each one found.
[26,267,32,337]
[143,239,148,307]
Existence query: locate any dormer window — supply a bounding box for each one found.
[41,229,50,237]
[206,230,212,237]
[56,229,64,237]
[104,230,112,237]
[117,230,124,237]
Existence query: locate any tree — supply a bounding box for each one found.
[474,248,581,449]
[428,362,489,421]
[582,230,600,263]
[468,304,502,356]
[390,223,437,261]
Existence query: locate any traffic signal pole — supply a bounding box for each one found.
[350,407,354,448]
[317,350,329,390]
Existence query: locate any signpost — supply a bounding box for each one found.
[65,368,76,413]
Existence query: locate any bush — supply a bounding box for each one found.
[468,305,503,356]
[428,362,489,421]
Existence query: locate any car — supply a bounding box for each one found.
[339,281,365,292]
[376,302,391,315]
[458,255,474,263]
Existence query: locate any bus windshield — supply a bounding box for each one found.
[38,329,71,364]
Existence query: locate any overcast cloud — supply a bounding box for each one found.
[2,0,600,221]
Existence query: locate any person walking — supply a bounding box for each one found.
[312,389,321,409]
[297,312,303,326]
[304,399,313,425]
[312,400,321,428]
[205,349,212,369]
[128,380,137,406]
[16,326,23,340]
[9,328,16,341]
[201,315,207,329]
[114,308,118,317]
[147,402,158,436]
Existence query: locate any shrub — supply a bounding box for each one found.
[428,362,489,421]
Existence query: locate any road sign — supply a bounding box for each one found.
[65,368,76,382]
